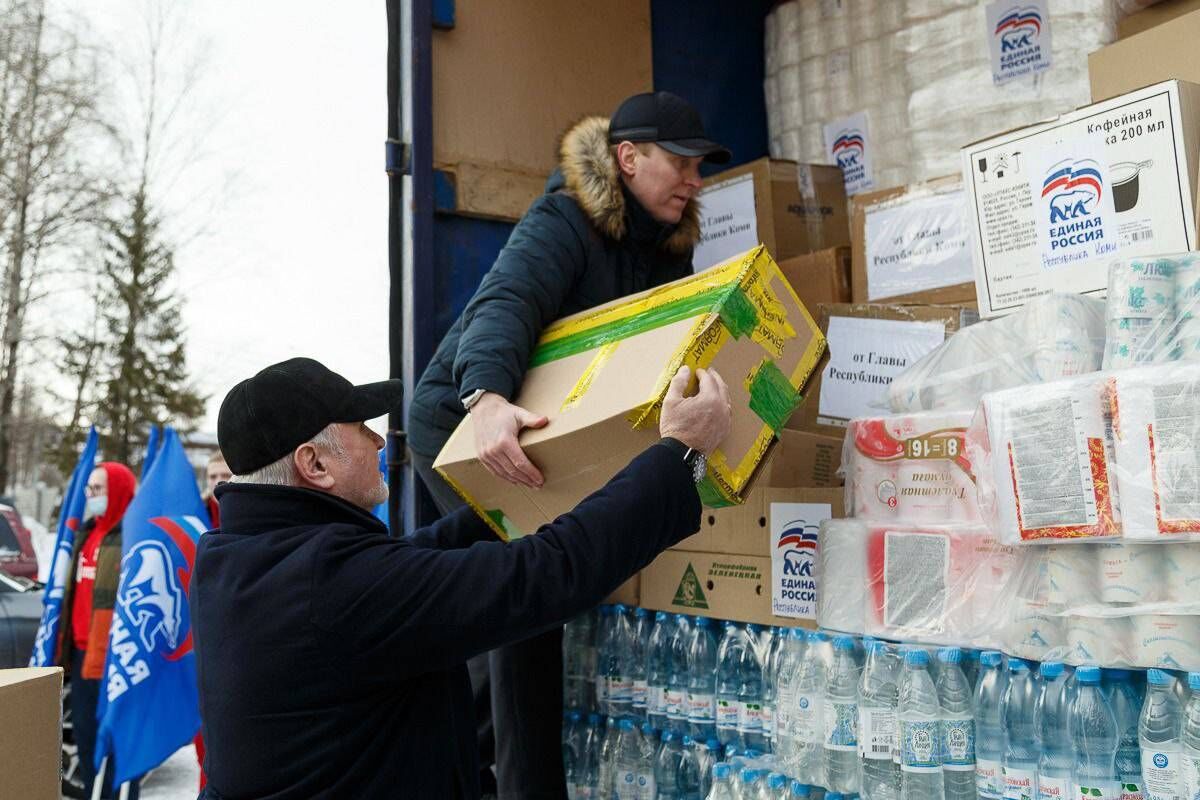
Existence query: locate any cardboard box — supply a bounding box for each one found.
[605,574,639,607]
[961,80,1200,318]
[770,429,845,489]
[692,159,850,272]
[1090,11,1200,102]
[0,667,63,800]
[850,176,976,305]
[789,303,977,437]
[435,246,827,539]
[1117,0,1200,39]
[776,247,852,312]
[642,487,842,626]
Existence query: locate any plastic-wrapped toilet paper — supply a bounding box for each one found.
[979,372,1122,544]
[1102,252,1200,368]
[845,410,978,523]
[1108,361,1200,541]
[1044,544,1100,607]
[1130,614,1200,671]
[1163,543,1200,606]
[1095,543,1164,604]
[1003,599,1067,662]
[1066,614,1132,666]
[817,519,869,635]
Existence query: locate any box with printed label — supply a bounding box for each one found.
[1116,0,1200,39]
[1090,11,1200,102]
[0,667,63,800]
[961,80,1200,318]
[435,246,826,540]
[692,159,850,272]
[850,175,976,305]
[789,303,978,438]
[654,488,841,624]
[776,247,852,313]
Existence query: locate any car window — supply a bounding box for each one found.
[0,515,19,552]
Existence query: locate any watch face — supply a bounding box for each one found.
[692,454,708,484]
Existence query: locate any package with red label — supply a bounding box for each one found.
[844,410,978,523]
[971,372,1122,544]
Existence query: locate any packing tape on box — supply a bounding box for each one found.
[435,467,525,542]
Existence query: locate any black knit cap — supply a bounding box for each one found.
[608,91,731,164]
[217,357,401,474]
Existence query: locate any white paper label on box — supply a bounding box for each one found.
[985,0,1052,85]
[693,172,759,272]
[817,316,946,425]
[864,190,973,300]
[964,83,1198,317]
[770,501,833,619]
[824,111,874,196]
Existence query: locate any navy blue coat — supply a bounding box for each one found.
[192,442,700,799]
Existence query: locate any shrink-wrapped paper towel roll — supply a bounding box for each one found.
[817,518,869,635]
[1163,542,1200,606]
[1095,542,1164,604]
[1130,614,1200,671]
[1066,615,1132,666]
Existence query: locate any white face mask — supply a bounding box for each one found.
[84,495,108,520]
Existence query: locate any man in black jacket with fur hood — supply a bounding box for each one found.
[407,91,730,798]
[193,357,731,799]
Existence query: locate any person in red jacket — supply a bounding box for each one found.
[57,460,140,800]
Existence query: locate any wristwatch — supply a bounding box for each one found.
[461,388,488,412]
[660,437,708,484]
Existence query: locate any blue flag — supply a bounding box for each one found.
[95,428,205,783]
[30,427,98,667]
[140,425,161,480]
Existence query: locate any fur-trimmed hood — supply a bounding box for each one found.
[558,116,700,255]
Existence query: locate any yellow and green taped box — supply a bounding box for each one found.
[434,245,826,541]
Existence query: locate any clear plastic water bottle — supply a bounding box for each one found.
[962,650,981,694]
[1138,669,1183,800]
[975,651,1009,800]
[565,710,585,799]
[698,739,721,799]
[668,616,693,734]
[612,718,642,799]
[790,630,828,788]
[678,736,703,800]
[1035,662,1072,800]
[607,606,636,720]
[860,638,901,800]
[1002,658,1040,800]
[579,713,603,799]
[708,762,735,800]
[825,635,862,795]
[601,716,621,799]
[1182,673,1200,800]
[717,622,745,749]
[740,624,769,754]
[935,648,976,800]
[638,722,659,800]
[688,617,719,743]
[565,614,593,711]
[1071,666,1120,800]
[764,628,785,752]
[790,780,812,798]
[898,648,945,800]
[740,769,764,799]
[597,606,614,716]
[776,628,808,756]
[649,612,673,732]
[631,608,653,725]
[1107,670,1145,800]
[657,729,685,800]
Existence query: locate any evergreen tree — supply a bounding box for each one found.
[94,181,204,464]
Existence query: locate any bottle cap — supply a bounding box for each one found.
[713,763,731,779]
[741,768,759,783]
[642,722,656,736]
[635,606,649,618]
[980,650,1002,667]
[682,735,694,746]
[619,718,634,731]
[1039,661,1064,679]
[746,623,761,633]
[905,649,929,666]
[1189,672,1200,691]
[809,630,829,642]
[569,711,582,722]
[674,613,688,623]
[1147,669,1173,687]
[1009,658,1029,672]
[1076,665,1102,685]
[938,647,962,664]
[789,627,807,640]
[588,713,601,726]
[1105,668,1132,681]
[706,738,720,751]
[834,635,855,651]
[791,780,812,797]
[661,729,674,742]
[655,610,668,621]
[613,604,627,613]
[695,616,711,627]
[768,773,787,789]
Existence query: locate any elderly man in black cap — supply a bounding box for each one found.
[407,90,730,798]
[190,357,730,800]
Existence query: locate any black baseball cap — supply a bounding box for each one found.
[608,91,731,164]
[217,357,402,475]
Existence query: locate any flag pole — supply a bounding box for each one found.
[91,757,107,800]
[118,781,130,800]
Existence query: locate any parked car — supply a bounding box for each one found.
[0,503,39,580]
[0,569,42,667]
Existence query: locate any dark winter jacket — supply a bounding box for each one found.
[191,442,701,800]
[407,116,701,457]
